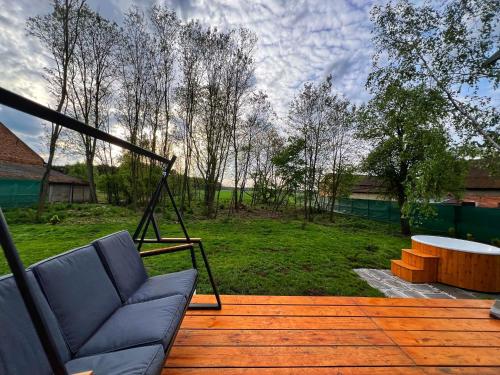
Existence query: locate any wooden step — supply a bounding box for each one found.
[401,249,439,271]
[391,260,429,283]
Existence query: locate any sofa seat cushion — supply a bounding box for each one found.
[93,231,148,302]
[126,269,197,305]
[33,245,121,354]
[66,345,165,375]
[77,294,186,357]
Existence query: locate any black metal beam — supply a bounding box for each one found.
[0,210,68,375]
[0,87,170,165]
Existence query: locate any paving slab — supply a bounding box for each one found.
[355,268,500,300]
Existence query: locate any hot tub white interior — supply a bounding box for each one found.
[412,235,500,255]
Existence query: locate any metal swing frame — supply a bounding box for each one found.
[132,160,221,310]
[0,87,221,375]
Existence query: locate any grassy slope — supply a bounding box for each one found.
[1,204,410,297]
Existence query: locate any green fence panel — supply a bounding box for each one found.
[0,179,40,208]
[415,205,456,235]
[332,198,499,244]
[456,206,500,243]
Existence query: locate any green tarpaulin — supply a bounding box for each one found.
[0,179,40,208]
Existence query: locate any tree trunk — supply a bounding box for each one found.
[85,155,98,203]
[397,194,411,236]
[37,133,58,218]
[399,215,411,236]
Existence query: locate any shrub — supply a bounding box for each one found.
[49,215,61,225]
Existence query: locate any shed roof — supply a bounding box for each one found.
[0,161,88,185]
[353,165,500,194]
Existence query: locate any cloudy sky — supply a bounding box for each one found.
[0,0,377,160]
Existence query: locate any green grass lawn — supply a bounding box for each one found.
[0,204,410,297]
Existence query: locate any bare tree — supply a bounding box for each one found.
[67,6,119,202]
[323,99,356,221]
[227,28,256,211]
[115,7,153,207]
[146,6,179,193]
[177,20,203,212]
[289,76,334,220]
[191,27,234,217]
[238,91,273,205]
[26,0,85,216]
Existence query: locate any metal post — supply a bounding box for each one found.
[164,182,197,269]
[0,209,68,375]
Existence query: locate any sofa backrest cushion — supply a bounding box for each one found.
[33,245,121,354]
[0,272,71,375]
[93,231,148,302]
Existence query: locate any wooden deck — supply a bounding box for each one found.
[163,295,500,374]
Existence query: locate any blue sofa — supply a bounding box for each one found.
[0,231,197,375]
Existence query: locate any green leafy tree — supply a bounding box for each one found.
[369,0,500,152]
[358,83,467,235]
[271,138,306,211]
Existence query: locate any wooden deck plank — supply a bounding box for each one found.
[166,346,415,367]
[175,329,395,346]
[181,315,378,330]
[372,317,500,331]
[191,294,358,305]
[402,347,500,366]
[190,295,494,308]
[168,295,498,373]
[163,367,427,374]
[360,306,491,319]
[187,304,366,316]
[423,368,500,375]
[386,330,500,347]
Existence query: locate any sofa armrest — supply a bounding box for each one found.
[139,243,194,258]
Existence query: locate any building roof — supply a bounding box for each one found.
[353,165,500,194]
[0,161,88,185]
[0,122,88,186]
[465,166,500,190]
[351,176,387,194]
[0,122,44,165]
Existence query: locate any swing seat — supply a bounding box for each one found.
[0,272,165,375]
[93,230,198,304]
[0,235,197,374]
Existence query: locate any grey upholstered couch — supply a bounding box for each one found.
[0,230,197,375]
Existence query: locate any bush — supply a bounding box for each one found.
[447,227,456,237]
[49,215,61,225]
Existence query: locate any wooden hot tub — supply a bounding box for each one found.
[410,235,500,292]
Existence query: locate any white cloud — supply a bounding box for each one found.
[0,0,379,155]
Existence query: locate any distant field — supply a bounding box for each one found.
[1,203,410,297]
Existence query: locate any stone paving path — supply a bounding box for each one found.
[355,268,500,299]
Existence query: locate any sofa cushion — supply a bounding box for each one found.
[66,345,165,375]
[77,294,186,357]
[127,269,197,304]
[93,231,148,302]
[33,245,121,354]
[0,272,71,375]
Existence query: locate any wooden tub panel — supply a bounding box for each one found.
[411,240,500,292]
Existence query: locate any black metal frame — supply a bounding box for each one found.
[133,162,221,310]
[0,87,221,374]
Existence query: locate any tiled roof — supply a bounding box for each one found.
[0,122,44,165]
[354,166,500,194]
[351,176,386,194]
